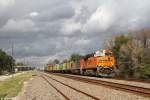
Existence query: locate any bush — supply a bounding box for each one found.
[135,64,150,79]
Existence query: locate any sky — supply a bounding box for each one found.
[0,0,150,67]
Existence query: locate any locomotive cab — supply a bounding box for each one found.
[94,50,115,76]
[94,49,112,57]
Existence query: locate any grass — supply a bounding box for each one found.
[138,64,150,78]
[0,71,35,98]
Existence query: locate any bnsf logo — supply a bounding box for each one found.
[99,59,113,62]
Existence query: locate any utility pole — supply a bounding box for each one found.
[11,42,14,77]
[24,58,25,66]
[12,42,14,69]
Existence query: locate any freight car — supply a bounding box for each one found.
[45,49,115,77]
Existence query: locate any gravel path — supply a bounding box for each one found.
[18,74,66,100]
[0,72,25,81]
[46,73,150,100]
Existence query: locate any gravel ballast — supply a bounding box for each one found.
[18,74,66,100]
[46,73,150,100]
[61,74,150,89]
[44,75,95,100]
[17,72,150,100]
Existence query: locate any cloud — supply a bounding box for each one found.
[75,39,90,46]
[1,19,37,32]
[0,0,15,8]
[83,6,114,33]
[29,12,39,17]
[0,0,15,28]
[61,19,82,35]
[0,0,150,66]
[34,4,75,22]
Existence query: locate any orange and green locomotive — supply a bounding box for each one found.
[45,49,115,77]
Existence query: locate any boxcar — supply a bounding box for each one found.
[66,62,70,70]
[62,63,67,70]
[74,59,80,69]
[68,61,74,70]
[53,64,57,71]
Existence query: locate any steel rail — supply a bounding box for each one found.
[42,73,101,100]
[40,75,70,100]
[50,73,150,97]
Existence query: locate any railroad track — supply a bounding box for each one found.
[49,72,150,97]
[112,78,150,84]
[40,73,101,100]
[40,75,70,100]
[44,70,150,84]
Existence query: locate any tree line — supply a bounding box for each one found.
[106,29,150,79]
[0,49,15,75]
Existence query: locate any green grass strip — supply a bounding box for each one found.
[0,71,35,98]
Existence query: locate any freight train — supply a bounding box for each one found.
[44,49,116,77]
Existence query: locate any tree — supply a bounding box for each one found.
[53,59,59,64]
[135,29,150,48]
[62,59,67,63]
[70,53,81,61]
[119,42,134,78]
[131,29,150,78]
[0,49,15,74]
[106,29,150,78]
[111,34,130,60]
[106,34,130,77]
[16,62,24,66]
